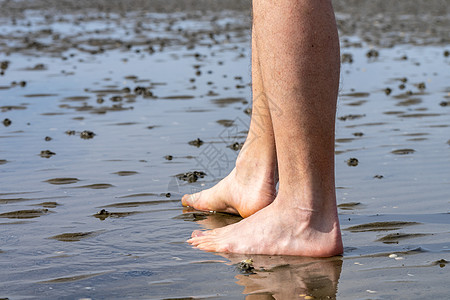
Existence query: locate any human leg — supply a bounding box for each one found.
[188,0,343,257]
[181,25,278,218]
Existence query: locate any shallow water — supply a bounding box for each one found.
[1,3,449,299]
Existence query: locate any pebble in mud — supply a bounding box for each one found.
[45,136,52,141]
[347,158,359,167]
[229,142,244,151]
[188,138,204,147]
[366,49,379,58]
[65,130,76,135]
[416,82,426,90]
[40,150,56,158]
[374,175,384,179]
[2,118,11,127]
[384,87,392,95]
[341,53,353,63]
[80,130,95,139]
[164,155,173,161]
[444,50,450,57]
[0,60,9,70]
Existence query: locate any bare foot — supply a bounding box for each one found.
[182,150,277,218]
[187,195,343,257]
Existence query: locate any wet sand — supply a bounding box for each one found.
[1,0,449,299]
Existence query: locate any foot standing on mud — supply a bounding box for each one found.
[182,0,343,257]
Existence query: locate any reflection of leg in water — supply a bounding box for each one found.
[224,254,342,299]
[182,23,278,219]
[186,0,343,257]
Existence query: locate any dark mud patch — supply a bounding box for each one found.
[37,271,110,284]
[212,97,247,107]
[377,233,430,244]
[160,95,195,100]
[113,122,139,126]
[336,138,355,143]
[113,171,138,176]
[188,138,204,147]
[40,150,56,158]
[432,259,448,268]
[396,98,422,106]
[62,96,91,102]
[345,122,387,128]
[338,114,366,121]
[345,221,421,232]
[391,148,415,155]
[341,92,370,98]
[93,209,141,220]
[1,105,27,111]
[173,212,210,222]
[175,171,206,183]
[31,202,60,208]
[338,202,362,210]
[24,94,58,98]
[80,130,95,139]
[0,209,53,219]
[346,100,368,106]
[0,159,8,165]
[398,113,441,118]
[0,220,34,225]
[102,199,179,208]
[216,119,235,127]
[49,231,103,242]
[45,177,80,185]
[346,158,359,167]
[118,193,158,198]
[75,183,114,189]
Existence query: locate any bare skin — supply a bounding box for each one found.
[182,23,278,218]
[184,0,343,257]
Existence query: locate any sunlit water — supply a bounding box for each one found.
[0,7,449,300]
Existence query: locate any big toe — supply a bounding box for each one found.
[182,193,198,207]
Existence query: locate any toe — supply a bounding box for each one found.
[181,194,192,207]
[191,230,205,238]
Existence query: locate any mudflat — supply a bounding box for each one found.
[0,0,449,299]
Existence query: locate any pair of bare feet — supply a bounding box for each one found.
[181,0,343,257]
[182,144,343,257]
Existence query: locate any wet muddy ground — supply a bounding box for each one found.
[0,1,449,299]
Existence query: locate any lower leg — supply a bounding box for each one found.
[182,26,278,218]
[188,0,342,257]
